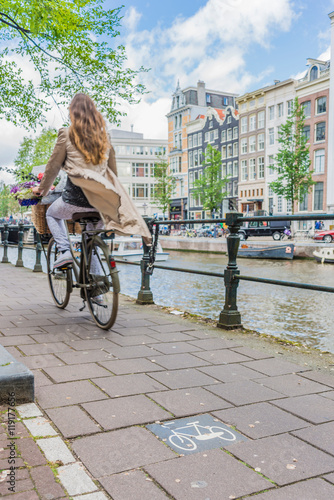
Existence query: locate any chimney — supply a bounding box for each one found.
[131,124,134,133]
[197,80,206,107]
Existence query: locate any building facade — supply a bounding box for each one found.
[109,129,167,217]
[167,80,237,219]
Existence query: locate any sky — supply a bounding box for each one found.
[1,0,334,180]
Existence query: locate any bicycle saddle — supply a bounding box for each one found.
[72,212,101,223]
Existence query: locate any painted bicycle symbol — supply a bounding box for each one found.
[162,420,236,451]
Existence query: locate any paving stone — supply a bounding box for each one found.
[45,405,101,438]
[18,342,72,355]
[148,387,232,417]
[146,332,199,342]
[11,422,30,438]
[300,371,334,387]
[0,335,37,346]
[30,332,80,343]
[0,490,39,499]
[36,380,108,409]
[31,369,53,387]
[193,349,250,364]
[106,345,161,359]
[206,380,285,406]
[111,327,158,336]
[147,323,199,333]
[30,465,66,499]
[258,373,331,397]
[230,433,334,485]
[37,436,75,464]
[109,334,157,346]
[149,368,219,389]
[16,437,47,466]
[145,448,271,500]
[72,426,175,477]
[99,470,169,500]
[322,390,334,400]
[147,341,203,355]
[43,363,111,383]
[83,394,171,430]
[0,477,35,496]
[57,462,98,495]
[93,373,167,397]
[12,318,55,328]
[212,402,309,439]
[272,394,334,424]
[99,358,164,375]
[20,354,65,370]
[292,421,334,455]
[0,457,25,470]
[149,353,211,370]
[66,339,116,351]
[198,363,267,383]
[326,472,334,484]
[17,403,42,418]
[23,417,57,438]
[251,478,334,499]
[242,358,307,376]
[1,326,46,337]
[231,346,274,360]
[117,319,159,328]
[74,493,109,500]
[189,338,242,350]
[55,349,114,365]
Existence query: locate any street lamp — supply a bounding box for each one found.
[142,202,148,215]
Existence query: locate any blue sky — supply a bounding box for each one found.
[1,0,334,175]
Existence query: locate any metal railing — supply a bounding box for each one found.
[1,213,334,330]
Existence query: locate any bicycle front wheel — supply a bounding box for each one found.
[47,238,71,309]
[84,237,119,330]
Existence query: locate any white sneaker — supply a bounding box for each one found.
[53,250,73,269]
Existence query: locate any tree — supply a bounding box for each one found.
[270,97,315,214]
[152,153,176,216]
[0,183,20,217]
[192,144,228,216]
[0,1,147,129]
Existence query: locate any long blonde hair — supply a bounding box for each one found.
[69,93,109,165]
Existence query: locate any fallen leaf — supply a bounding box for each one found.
[249,424,255,428]
[175,479,181,483]
[255,467,261,472]
[286,464,296,470]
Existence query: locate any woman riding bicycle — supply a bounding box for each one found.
[32,93,151,269]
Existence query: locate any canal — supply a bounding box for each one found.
[1,246,334,354]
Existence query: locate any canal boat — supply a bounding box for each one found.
[112,237,169,262]
[313,247,334,264]
[238,243,294,260]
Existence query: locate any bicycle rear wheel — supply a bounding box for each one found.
[84,236,119,330]
[47,238,71,309]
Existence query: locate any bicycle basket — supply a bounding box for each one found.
[31,204,51,235]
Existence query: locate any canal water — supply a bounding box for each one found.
[1,246,334,354]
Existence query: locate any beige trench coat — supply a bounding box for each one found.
[38,128,152,243]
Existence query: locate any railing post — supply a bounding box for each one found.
[15,223,24,267]
[33,230,43,272]
[1,223,9,263]
[217,212,243,329]
[137,217,154,305]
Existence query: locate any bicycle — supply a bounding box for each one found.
[162,420,236,451]
[46,211,120,330]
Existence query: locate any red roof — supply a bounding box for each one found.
[215,109,225,120]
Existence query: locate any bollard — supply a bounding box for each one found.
[1,223,9,263]
[137,216,154,305]
[33,230,43,272]
[217,212,243,329]
[15,223,24,267]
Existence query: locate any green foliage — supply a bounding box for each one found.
[0,1,147,129]
[152,153,176,215]
[270,97,315,213]
[192,144,228,214]
[0,183,20,216]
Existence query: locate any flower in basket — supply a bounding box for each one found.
[10,180,42,206]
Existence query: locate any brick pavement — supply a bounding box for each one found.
[1,264,334,499]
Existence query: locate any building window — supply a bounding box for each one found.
[241,117,247,134]
[303,125,310,142]
[310,65,318,81]
[314,149,325,173]
[299,191,308,211]
[302,100,311,118]
[132,183,148,199]
[249,158,256,180]
[233,181,238,196]
[209,120,213,129]
[287,199,292,213]
[189,171,193,185]
[188,136,193,148]
[221,146,226,159]
[241,102,247,111]
[222,163,227,177]
[316,96,327,115]
[194,150,199,166]
[269,106,274,120]
[227,161,233,176]
[241,160,247,181]
[315,122,326,142]
[258,111,265,129]
[269,128,274,145]
[268,155,274,175]
[249,114,256,131]
[250,99,255,108]
[258,157,264,179]
[227,128,232,140]
[132,163,149,177]
[198,133,202,146]
[221,130,226,142]
[233,127,238,139]
[233,142,238,157]
[214,129,219,140]
[227,144,233,158]
[241,138,247,154]
[249,135,256,153]
[269,197,273,214]
[278,103,284,117]
[287,100,293,116]
[188,151,193,168]
[258,133,264,151]
[193,134,198,147]
[277,196,283,212]
[258,96,264,104]
[314,182,323,210]
[233,160,238,177]
[204,132,209,142]
[227,116,232,124]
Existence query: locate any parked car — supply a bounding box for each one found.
[197,225,213,237]
[238,219,291,241]
[313,229,334,243]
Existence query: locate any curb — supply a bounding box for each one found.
[0,345,34,404]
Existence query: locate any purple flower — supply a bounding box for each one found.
[10,185,20,194]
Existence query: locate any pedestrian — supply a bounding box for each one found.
[315,220,321,230]
[32,93,151,269]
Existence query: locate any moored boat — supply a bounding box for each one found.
[313,247,334,264]
[238,243,294,260]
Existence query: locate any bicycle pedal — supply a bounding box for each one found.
[79,301,86,312]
